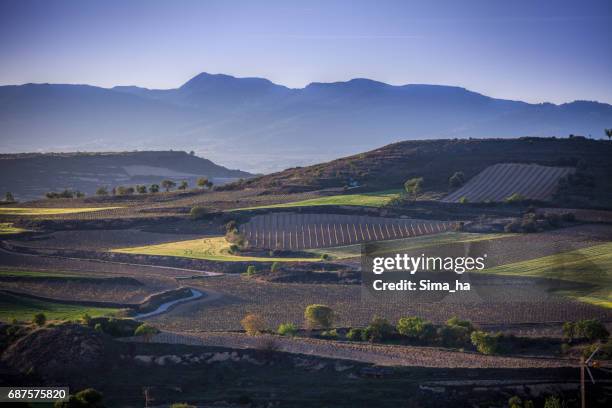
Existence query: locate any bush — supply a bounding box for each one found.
[55,388,104,408]
[438,317,474,347]
[81,313,92,326]
[95,187,108,196]
[397,316,435,341]
[190,206,210,220]
[543,396,563,408]
[241,313,266,335]
[277,323,297,336]
[563,319,609,342]
[304,304,334,329]
[271,262,280,273]
[470,330,502,355]
[449,171,465,188]
[505,192,526,204]
[171,404,195,408]
[320,329,338,339]
[346,328,364,341]
[134,323,158,342]
[582,341,612,359]
[458,196,469,204]
[244,265,256,276]
[363,317,394,342]
[33,313,46,326]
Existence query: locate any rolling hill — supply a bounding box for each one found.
[232,137,612,208]
[1,73,612,173]
[0,151,252,201]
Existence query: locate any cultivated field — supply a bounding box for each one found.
[443,163,574,203]
[112,236,317,262]
[241,212,457,250]
[232,190,400,210]
[0,206,122,216]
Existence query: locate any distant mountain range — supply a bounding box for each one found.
[1,72,611,172]
[0,151,251,201]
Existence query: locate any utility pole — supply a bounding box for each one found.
[581,345,600,408]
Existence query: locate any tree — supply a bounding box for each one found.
[244,265,256,276]
[304,304,334,329]
[277,322,297,336]
[178,180,188,190]
[134,323,158,342]
[116,186,134,196]
[363,317,394,342]
[95,187,108,196]
[197,177,209,188]
[470,330,501,355]
[397,316,435,340]
[404,177,423,201]
[149,184,159,193]
[241,313,266,335]
[54,388,104,408]
[605,128,612,141]
[136,185,147,194]
[449,171,465,188]
[33,312,46,326]
[4,192,15,202]
[161,179,176,192]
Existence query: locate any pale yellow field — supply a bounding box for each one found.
[112,236,319,262]
[0,207,122,216]
[0,223,27,234]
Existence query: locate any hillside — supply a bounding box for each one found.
[2,73,612,172]
[0,151,252,201]
[234,137,612,208]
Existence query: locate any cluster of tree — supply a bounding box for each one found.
[505,211,575,233]
[46,189,85,199]
[448,171,465,188]
[95,177,214,197]
[562,319,609,343]
[224,220,245,248]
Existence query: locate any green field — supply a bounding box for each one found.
[231,190,401,211]
[0,292,119,322]
[0,206,122,216]
[0,223,27,234]
[112,236,319,262]
[313,232,512,259]
[0,269,85,278]
[481,243,612,308]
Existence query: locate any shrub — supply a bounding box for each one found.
[81,313,92,326]
[505,193,526,204]
[404,177,424,200]
[563,319,609,342]
[190,206,210,220]
[134,323,158,342]
[171,404,195,408]
[449,171,465,188]
[438,317,474,347]
[346,328,364,341]
[397,316,435,341]
[304,304,334,329]
[543,396,563,408]
[149,184,159,193]
[244,265,256,276]
[241,313,266,335]
[582,341,612,359]
[33,313,46,326]
[277,323,297,336]
[446,316,474,332]
[470,330,502,355]
[95,187,108,196]
[178,181,188,190]
[136,185,147,194]
[458,196,469,204]
[320,329,338,339]
[363,317,394,342]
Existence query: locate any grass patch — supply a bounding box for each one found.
[311,232,512,259]
[0,222,27,234]
[230,190,401,211]
[0,292,118,322]
[112,236,317,262]
[0,269,85,278]
[0,206,122,216]
[480,243,612,308]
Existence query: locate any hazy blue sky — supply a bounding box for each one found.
[1,0,611,103]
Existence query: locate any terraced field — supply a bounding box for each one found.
[443,163,574,203]
[241,212,456,250]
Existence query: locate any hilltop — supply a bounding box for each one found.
[0,151,252,201]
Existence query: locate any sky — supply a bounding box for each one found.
[0,0,611,104]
